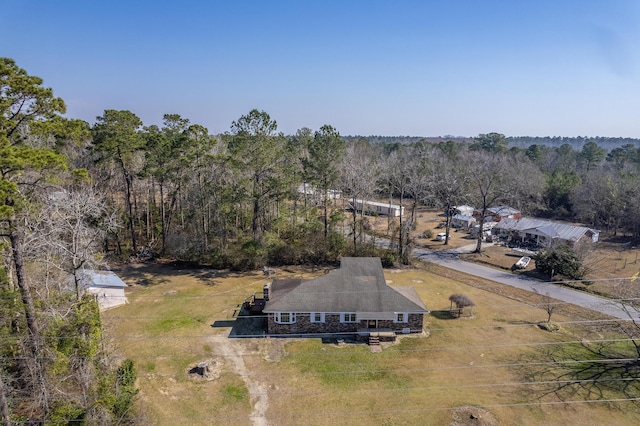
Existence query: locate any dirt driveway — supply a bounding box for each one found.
[208,330,290,426]
[209,336,268,426]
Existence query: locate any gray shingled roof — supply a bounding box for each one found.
[78,270,127,288]
[495,217,596,242]
[263,257,428,316]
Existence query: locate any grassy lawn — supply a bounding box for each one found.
[104,262,640,425]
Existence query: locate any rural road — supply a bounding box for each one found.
[412,243,640,322]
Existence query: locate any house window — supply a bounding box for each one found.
[341,313,357,323]
[310,312,325,323]
[395,313,408,323]
[274,312,296,324]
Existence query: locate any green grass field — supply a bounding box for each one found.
[103,263,640,425]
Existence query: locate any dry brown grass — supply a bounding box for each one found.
[103,261,640,425]
[460,245,539,273]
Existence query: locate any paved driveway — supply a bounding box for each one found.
[412,245,640,321]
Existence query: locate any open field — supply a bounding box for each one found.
[104,262,640,425]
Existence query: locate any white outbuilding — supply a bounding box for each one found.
[78,270,128,310]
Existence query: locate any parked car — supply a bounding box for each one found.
[514,256,531,269]
[436,232,448,241]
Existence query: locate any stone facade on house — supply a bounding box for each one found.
[266,313,424,336]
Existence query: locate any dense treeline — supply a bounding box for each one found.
[508,135,640,150]
[344,135,640,151]
[3,58,640,422]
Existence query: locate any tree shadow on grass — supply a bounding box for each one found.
[430,310,462,320]
[518,339,640,405]
[113,261,259,287]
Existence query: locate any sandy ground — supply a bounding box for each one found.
[206,333,289,426]
[209,336,269,426]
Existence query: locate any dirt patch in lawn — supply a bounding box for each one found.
[449,406,499,426]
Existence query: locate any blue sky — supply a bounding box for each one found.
[3,0,640,137]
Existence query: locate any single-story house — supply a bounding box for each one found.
[474,205,521,223]
[493,217,599,248]
[451,214,476,229]
[78,270,128,310]
[262,257,428,338]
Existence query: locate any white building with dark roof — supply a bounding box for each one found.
[78,270,128,310]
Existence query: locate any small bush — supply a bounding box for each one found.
[49,401,85,424]
[538,322,559,332]
[380,250,398,268]
[422,229,433,239]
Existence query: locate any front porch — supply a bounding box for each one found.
[357,328,396,341]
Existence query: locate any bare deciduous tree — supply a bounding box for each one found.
[462,150,543,253]
[429,149,471,245]
[24,187,119,300]
[533,288,557,324]
[340,140,379,255]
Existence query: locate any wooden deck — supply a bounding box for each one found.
[241,294,266,315]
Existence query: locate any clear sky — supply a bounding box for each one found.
[3,0,640,137]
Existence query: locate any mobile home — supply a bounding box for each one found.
[349,199,404,217]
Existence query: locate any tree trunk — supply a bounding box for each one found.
[160,180,166,253]
[398,189,405,262]
[117,151,137,253]
[146,186,151,242]
[475,204,487,253]
[252,175,261,240]
[9,229,49,418]
[352,197,358,255]
[292,197,297,240]
[0,372,11,426]
[444,203,452,246]
[323,193,328,241]
[475,221,484,253]
[303,182,308,222]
